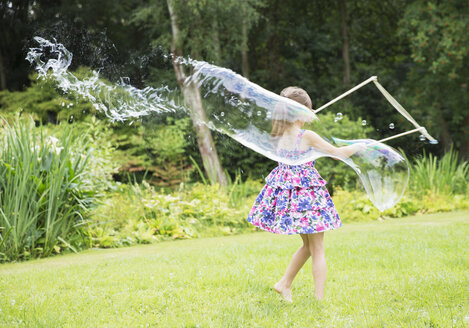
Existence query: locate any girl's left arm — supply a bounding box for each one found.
[303,130,365,159]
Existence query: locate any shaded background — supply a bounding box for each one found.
[1,0,468,185]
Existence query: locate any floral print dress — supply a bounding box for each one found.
[247,129,342,234]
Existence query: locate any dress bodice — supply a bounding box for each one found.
[265,130,327,189]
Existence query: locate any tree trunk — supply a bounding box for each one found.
[339,0,350,87]
[167,0,228,186]
[211,13,221,64]
[0,51,6,90]
[241,9,250,79]
[458,113,469,159]
[437,107,453,152]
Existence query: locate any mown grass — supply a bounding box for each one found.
[0,211,468,327]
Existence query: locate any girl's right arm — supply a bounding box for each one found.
[303,130,365,159]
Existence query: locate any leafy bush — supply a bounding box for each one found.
[88,179,263,248]
[41,116,120,194]
[408,148,468,195]
[0,68,96,124]
[332,188,469,222]
[111,116,195,187]
[0,118,96,262]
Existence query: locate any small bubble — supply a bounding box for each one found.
[419,135,426,141]
[389,123,394,129]
[61,102,65,107]
[220,112,224,117]
[361,120,367,126]
[336,112,343,120]
[429,139,439,145]
[257,111,262,116]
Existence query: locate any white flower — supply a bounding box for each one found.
[46,136,59,147]
[46,136,63,155]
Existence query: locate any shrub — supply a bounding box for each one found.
[45,116,120,194]
[408,148,468,195]
[0,68,95,124]
[88,180,262,248]
[0,117,96,262]
[332,187,469,222]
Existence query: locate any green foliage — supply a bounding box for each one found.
[0,117,96,262]
[333,188,469,222]
[130,0,265,65]
[399,1,468,78]
[226,172,264,208]
[408,148,468,195]
[149,117,191,164]
[46,116,120,193]
[88,179,262,248]
[111,116,195,187]
[333,149,469,221]
[0,69,96,124]
[398,1,469,152]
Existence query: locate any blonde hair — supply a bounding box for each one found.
[271,86,313,137]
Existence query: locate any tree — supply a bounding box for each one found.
[0,0,34,90]
[131,0,265,185]
[399,0,469,156]
[166,0,228,186]
[339,0,350,87]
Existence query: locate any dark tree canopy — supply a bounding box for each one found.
[1,0,468,161]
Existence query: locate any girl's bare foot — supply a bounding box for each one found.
[273,282,292,302]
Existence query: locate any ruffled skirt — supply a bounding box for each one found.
[247,162,342,234]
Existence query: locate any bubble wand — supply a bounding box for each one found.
[313,76,437,145]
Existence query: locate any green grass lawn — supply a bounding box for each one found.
[0,211,468,327]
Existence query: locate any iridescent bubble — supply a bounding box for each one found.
[429,139,439,145]
[336,112,343,120]
[332,138,409,211]
[389,123,394,129]
[26,37,411,212]
[419,135,426,141]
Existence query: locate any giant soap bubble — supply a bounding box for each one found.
[26,37,409,211]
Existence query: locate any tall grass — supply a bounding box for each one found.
[0,118,95,262]
[409,148,468,195]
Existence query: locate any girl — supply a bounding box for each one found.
[246,86,364,302]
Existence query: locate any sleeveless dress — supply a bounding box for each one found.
[247,129,342,234]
